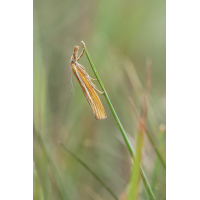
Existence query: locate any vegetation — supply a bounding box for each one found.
[34,0,166,199]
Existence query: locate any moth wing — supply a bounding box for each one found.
[73,67,106,120]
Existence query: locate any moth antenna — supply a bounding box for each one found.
[69,64,75,95]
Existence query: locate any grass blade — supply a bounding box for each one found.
[129,97,166,169]
[127,122,144,200]
[82,41,156,200]
[60,143,118,200]
[33,126,69,200]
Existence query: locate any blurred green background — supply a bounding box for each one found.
[33,0,166,199]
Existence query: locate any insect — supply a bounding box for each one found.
[69,41,107,120]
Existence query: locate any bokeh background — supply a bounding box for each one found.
[33,0,166,199]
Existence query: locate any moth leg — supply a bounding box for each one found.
[93,87,105,95]
[77,45,85,61]
[88,80,105,95]
[87,78,97,88]
[78,66,97,80]
[76,63,86,71]
[89,77,97,81]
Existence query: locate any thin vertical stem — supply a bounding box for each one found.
[82,41,156,200]
[129,97,166,169]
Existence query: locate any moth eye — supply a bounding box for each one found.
[71,59,75,63]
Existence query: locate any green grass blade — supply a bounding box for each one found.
[145,128,166,169]
[129,97,166,169]
[83,42,156,200]
[127,129,144,200]
[125,63,166,169]
[60,143,118,200]
[33,126,69,200]
[33,162,45,200]
[151,126,166,193]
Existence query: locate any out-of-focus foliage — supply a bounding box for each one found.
[33,0,166,199]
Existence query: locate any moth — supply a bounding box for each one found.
[69,41,107,120]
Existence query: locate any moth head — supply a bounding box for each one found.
[71,59,76,64]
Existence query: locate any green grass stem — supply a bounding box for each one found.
[129,97,166,169]
[151,126,166,193]
[83,42,156,200]
[60,143,118,200]
[127,128,144,200]
[33,126,69,200]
